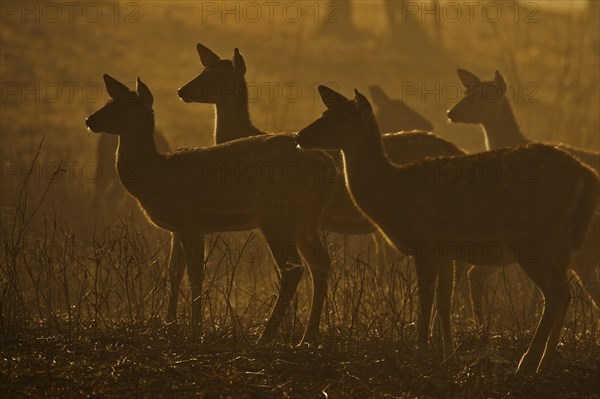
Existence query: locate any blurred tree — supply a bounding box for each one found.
[589,0,599,48]
[313,0,359,39]
[385,0,436,50]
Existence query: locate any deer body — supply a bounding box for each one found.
[117,134,328,232]
[86,75,337,345]
[344,143,591,266]
[296,86,599,373]
[448,69,600,314]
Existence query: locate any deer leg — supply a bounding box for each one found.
[298,230,332,345]
[537,281,570,372]
[166,233,185,323]
[413,255,438,359]
[453,262,474,323]
[257,227,304,346]
[517,257,569,373]
[467,265,497,325]
[371,233,388,289]
[378,233,400,288]
[569,266,599,311]
[181,234,205,333]
[371,233,383,280]
[570,217,600,310]
[436,260,455,360]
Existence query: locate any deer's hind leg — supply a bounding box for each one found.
[517,251,570,373]
[412,253,439,360]
[436,260,456,360]
[467,265,497,325]
[166,233,185,323]
[256,224,304,346]
[297,228,332,345]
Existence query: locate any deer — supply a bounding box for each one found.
[176,43,467,279]
[85,74,339,345]
[295,85,599,373]
[447,69,600,319]
[369,85,434,133]
[447,69,600,173]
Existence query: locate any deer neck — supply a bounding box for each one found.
[214,78,262,144]
[115,113,161,191]
[342,119,395,202]
[481,97,529,150]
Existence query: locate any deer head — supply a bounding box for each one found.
[369,85,434,132]
[177,43,247,104]
[446,69,507,124]
[295,86,375,152]
[86,74,154,136]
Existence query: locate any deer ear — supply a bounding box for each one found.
[354,89,373,118]
[494,70,507,96]
[368,85,390,105]
[457,68,481,87]
[103,74,129,99]
[318,85,348,109]
[196,43,220,66]
[233,48,246,77]
[136,77,154,109]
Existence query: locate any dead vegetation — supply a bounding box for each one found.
[1,146,598,397]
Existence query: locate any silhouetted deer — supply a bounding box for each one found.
[296,85,599,373]
[177,44,464,274]
[86,75,338,345]
[448,69,600,316]
[448,69,600,173]
[369,85,434,133]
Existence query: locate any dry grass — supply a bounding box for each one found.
[1,1,599,398]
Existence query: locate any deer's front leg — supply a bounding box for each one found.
[413,254,438,360]
[166,233,185,323]
[257,226,304,345]
[436,259,456,360]
[181,233,205,334]
[299,230,332,345]
[518,254,569,373]
[467,265,496,325]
